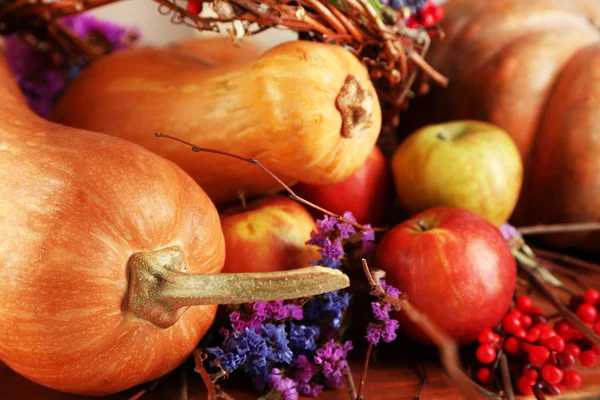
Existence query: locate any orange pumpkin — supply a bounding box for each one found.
[410,0,600,250]
[50,40,382,207]
[0,54,348,396]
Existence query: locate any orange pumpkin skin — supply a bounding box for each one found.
[0,56,225,395]
[414,0,600,250]
[50,41,382,207]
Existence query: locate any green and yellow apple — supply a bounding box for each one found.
[391,120,523,226]
[220,195,319,274]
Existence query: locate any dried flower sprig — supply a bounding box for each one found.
[3,12,139,116]
[202,210,372,398]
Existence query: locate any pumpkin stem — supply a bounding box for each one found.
[127,246,350,328]
[335,74,374,138]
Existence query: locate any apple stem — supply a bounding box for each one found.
[237,189,248,210]
[436,131,450,141]
[154,132,385,233]
[415,219,429,232]
[128,246,350,329]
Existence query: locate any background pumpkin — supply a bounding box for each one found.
[50,40,382,207]
[405,0,600,252]
[0,53,348,396]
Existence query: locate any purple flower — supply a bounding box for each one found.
[371,301,391,321]
[319,237,344,261]
[291,354,317,383]
[316,215,338,233]
[362,225,376,242]
[267,369,298,400]
[314,339,353,389]
[289,324,320,354]
[306,230,326,247]
[297,382,324,397]
[499,223,521,241]
[287,304,304,320]
[61,14,139,51]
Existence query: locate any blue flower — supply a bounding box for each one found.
[261,323,293,365]
[322,291,351,328]
[289,324,320,355]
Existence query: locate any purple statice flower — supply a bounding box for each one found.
[4,37,65,117]
[365,279,401,345]
[319,237,344,261]
[60,14,139,51]
[261,324,293,365]
[287,304,304,320]
[267,369,299,400]
[499,223,521,241]
[289,324,320,355]
[314,339,353,389]
[316,215,338,233]
[290,355,324,397]
[4,13,138,117]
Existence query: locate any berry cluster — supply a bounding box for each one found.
[474,292,600,397]
[405,0,445,29]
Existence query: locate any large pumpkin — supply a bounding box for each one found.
[410,0,600,251]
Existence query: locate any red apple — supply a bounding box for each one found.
[220,195,319,274]
[293,146,393,225]
[375,206,516,344]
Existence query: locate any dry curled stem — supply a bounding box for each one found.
[155,132,382,232]
[517,222,600,236]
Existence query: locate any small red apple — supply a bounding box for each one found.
[220,195,319,274]
[293,146,393,225]
[375,206,516,344]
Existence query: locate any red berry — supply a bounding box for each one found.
[554,321,571,337]
[542,364,564,385]
[517,376,535,395]
[593,344,600,355]
[564,343,581,359]
[534,322,552,333]
[432,4,445,21]
[546,336,566,352]
[539,329,557,345]
[476,344,497,364]
[420,12,436,27]
[510,309,523,318]
[514,328,527,339]
[186,0,202,14]
[584,289,600,305]
[522,342,536,353]
[476,367,493,385]
[478,329,496,345]
[577,303,598,323]
[529,346,551,367]
[524,368,539,380]
[562,370,582,389]
[503,337,520,355]
[549,383,565,395]
[581,350,598,367]
[525,327,541,342]
[593,322,600,335]
[503,314,522,334]
[516,296,533,312]
[557,352,576,368]
[520,314,533,329]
